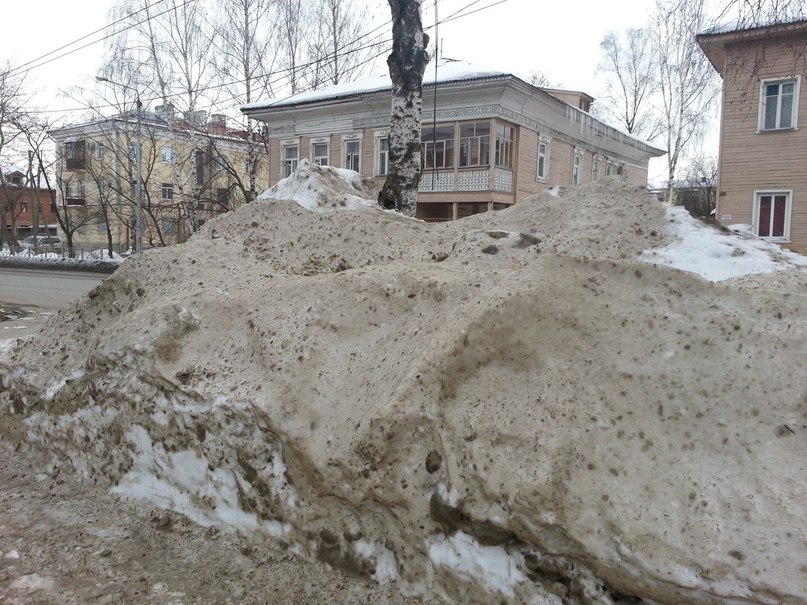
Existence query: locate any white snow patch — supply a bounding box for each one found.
[427,531,526,598]
[4,550,20,559]
[112,425,290,536]
[10,574,55,592]
[355,539,401,583]
[258,159,377,212]
[639,204,807,281]
[43,367,86,400]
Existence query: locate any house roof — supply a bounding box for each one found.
[241,59,509,111]
[696,18,807,74]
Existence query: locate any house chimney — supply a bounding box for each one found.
[187,110,207,126]
[208,114,227,127]
[155,103,175,121]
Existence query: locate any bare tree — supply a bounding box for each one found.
[378,0,430,217]
[680,154,718,217]
[652,0,719,201]
[716,0,806,26]
[597,28,662,140]
[277,0,310,94]
[308,0,372,88]
[526,69,560,88]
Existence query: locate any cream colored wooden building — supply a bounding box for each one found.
[698,20,807,253]
[50,109,267,251]
[242,60,664,222]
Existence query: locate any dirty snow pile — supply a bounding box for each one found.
[2,171,806,605]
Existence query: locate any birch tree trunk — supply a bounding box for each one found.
[378,0,429,217]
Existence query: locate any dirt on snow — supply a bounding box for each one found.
[1,171,806,604]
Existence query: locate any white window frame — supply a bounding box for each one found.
[161,146,176,164]
[536,137,550,181]
[342,134,361,173]
[161,182,174,200]
[592,155,602,181]
[752,189,792,242]
[572,149,583,185]
[758,76,800,132]
[95,143,105,160]
[310,137,329,166]
[374,131,389,176]
[281,138,299,178]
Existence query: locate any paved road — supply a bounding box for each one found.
[0,268,108,347]
[0,267,107,309]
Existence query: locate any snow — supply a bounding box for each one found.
[638,204,807,281]
[242,59,506,110]
[427,532,526,598]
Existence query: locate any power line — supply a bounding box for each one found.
[31,0,507,120]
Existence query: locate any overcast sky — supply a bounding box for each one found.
[0,0,720,181]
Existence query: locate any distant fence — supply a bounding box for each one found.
[0,247,121,274]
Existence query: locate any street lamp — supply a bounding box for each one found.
[96,76,143,253]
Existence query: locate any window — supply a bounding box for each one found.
[161,146,175,164]
[459,122,490,167]
[95,143,105,160]
[494,124,514,169]
[64,182,72,198]
[129,143,140,162]
[376,136,389,176]
[760,77,799,131]
[162,217,178,236]
[312,141,329,166]
[422,125,455,169]
[98,178,108,195]
[216,188,229,205]
[592,157,601,181]
[537,138,550,180]
[96,219,106,234]
[19,202,28,213]
[64,140,86,170]
[344,139,360,172]
[282,144,298,178]
[195,150,206,186]
[572,151,583,185]
[754,190,791,241]
[78,180,86,199]
[161,182,174,200]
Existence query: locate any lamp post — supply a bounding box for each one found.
[96,76,143,253]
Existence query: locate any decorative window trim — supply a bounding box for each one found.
[536,136,551,181]
[161,146,176,164]
[374,130,389,176]
[310,137,329,166]
[343,136,361,172]
[592,155,603,181]
[161,182,174,200]
[758,76,800,132]
[280,139,300,178]
[571,148,584,185]
[752,189,792,242]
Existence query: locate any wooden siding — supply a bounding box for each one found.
[516,128,542,197]
[549,138,573,186]
[718,35,807,252]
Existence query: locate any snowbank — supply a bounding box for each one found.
[2,176,806,605]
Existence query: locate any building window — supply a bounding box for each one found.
[78,180,86,198]
[98,178,107,195]
[459,122,490,167]
[312,141,329,166]
[282,144,298,178]
[754,190,791,241]
[64,140,86,170]
[162,217,178,236]
[572,151,583,185]
[376,136,389,175]
[96,219,106,234]
[19,202,28,213]
[759,77,799,131]
[422,125,455,169]
[592,157,601,181]
[161,146,175,164]
[129,143,141,162]
[95,143,105,160]
[537,139,550,180]
[494,124,514,169]
[344,139,360,172]
[161,182,174,200]
[195,150,206,186]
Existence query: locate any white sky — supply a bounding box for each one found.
[0,0,717,182]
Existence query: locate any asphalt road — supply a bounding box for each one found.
[0,268,108,346]
[0,267,107,309]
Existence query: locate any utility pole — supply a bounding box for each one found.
[97,76,144,253]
